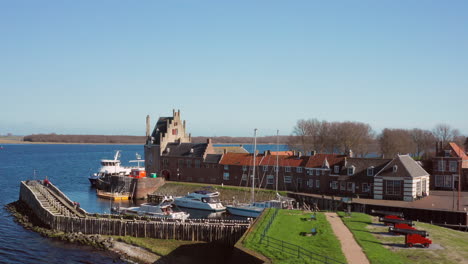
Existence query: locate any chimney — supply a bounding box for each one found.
[310,150,316,156]
[166,147,170,153]
[298,152,302,158]
[190,148,194,154]
[347,149,354,158]
[223,149,227,154]
[146,115,150,137]
[178,109,181,117]
[265,150,271,155]
[207,138,212,144]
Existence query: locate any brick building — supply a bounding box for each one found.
[144,110,430,201]
[432,142,468,191]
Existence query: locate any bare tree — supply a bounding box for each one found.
[410,129,436,158]
[433,124,457,146]
[379,129,415,158]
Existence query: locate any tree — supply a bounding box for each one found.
[433,124,457,146]
[410,128,436,158]
[378,129,415,158]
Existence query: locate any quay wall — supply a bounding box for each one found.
[290,193,468,226]
[19,181,249,245]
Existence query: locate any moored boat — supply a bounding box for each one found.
[174,187,226,212]
[88,150,144,186]
[114,195,189,220]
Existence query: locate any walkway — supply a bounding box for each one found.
[325,212,369,264]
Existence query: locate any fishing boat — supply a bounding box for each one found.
[88,151,144,186]
[174,187,226,212]
[114,195,189,220]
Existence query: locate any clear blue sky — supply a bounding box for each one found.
[1,1,467,137]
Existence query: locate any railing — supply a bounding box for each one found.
[258,209,345,264]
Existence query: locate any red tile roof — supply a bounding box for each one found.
[219,153,263,166]
[305,154,346,168]
[259,155,309,167]
[449,142,468,160]
[270,151,294,156]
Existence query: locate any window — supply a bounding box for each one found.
[316,180,320,188]
[347,182,354,191]
[331,181,338,190]
[195,160,201,168]
[449,161,457,172]
[224,165,229,170]
[385,180,402,195]
[334,166,340,174]
[367,167,374,176]
[223,172,230,180]
[321,170,325,175]
[315,170,320,176]
[284,176,292,183]
[274,166,278,172]
[162,159,169,168]
[266,175,274,184]
[340,182,346,190]
[435,175,452,188]
[178,159,184,168]
[362,183,369,192]
[347,166,355,176]
[416,181,422,196]
[242,165,247,171]
[263,166,268,172]
[172,129,178,135]
[241,174,247,181]
[186,159,191,168]
[393,165,398,173]
[285,166,291,172]
[296,167,302,173]
[307,179,313,187]
[445,150,451,157]
[422,178,427,193]
[438,160,446,171]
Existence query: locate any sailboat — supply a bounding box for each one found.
[226,129,264,217]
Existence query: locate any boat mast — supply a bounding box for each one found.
[276,129,279,194]
[252,128,257,204]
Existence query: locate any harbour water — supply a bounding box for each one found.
[0,143,288,263]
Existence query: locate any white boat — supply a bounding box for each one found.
[115,196,189,220]
[227,129,295,217]
[88,151,144,186]
[174,187,226,212]
[227,129,266,218]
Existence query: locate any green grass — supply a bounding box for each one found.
[338,212,468,264]
[244,209,347,264]
[110,236,204,256]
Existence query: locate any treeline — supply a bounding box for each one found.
[288,119,467,159]
[23,134,146,144]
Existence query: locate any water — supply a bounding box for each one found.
[0,144,144,264]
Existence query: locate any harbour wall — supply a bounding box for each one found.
[19,181,249,245]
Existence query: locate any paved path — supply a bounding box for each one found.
[325,212,370,264]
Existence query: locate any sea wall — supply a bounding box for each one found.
[19,181,249,245]
[132,177,165,199]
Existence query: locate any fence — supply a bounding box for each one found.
[19,181,250,245]
[258,209,345,264]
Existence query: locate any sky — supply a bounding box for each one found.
[1,1,467,137]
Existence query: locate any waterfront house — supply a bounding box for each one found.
[431,142,468,191]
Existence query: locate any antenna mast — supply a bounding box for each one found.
[251,129,257,204]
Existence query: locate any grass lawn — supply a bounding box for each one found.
[244,209,347,264]
[338,212,468,264]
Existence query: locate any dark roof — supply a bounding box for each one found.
[162,143,207,158]
[305,154,346,168]
[151,117,173,144]
[204,154,222,164]
[340,158,392,177]
[377,155,429,178]
[212,146,248,154]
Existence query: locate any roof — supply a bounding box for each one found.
[151,117,173,144]
[448,142,468,159]
[204,154,222,164]
[377,155,429,178]
[305,154,346,168]
[212,146,249,154]
[259,155,309,167]
[270,151,294,156]
[219,153,262,166]
[339,158,392,177]
[162,143,207,158]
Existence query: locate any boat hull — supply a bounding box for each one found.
[174,199,226,212]
[226,205,263,218]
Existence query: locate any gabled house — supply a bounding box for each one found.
[432,142,468,191]
[374,155,430,201]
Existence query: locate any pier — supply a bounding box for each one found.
[19,180,250,245]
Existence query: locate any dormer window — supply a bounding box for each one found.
[367,166,374,176]
[393,165,398,173]
[334,165,340,174]
[347,166,355,176]
[444,150,451,157]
